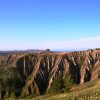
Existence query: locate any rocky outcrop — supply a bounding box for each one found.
[0,49,100,97]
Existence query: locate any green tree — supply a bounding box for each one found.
[48,74,64,94]
[0,60,22,99]
[63,75,73,92]
[48,74,73,94]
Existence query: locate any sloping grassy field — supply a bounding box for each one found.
[33,79,100,100]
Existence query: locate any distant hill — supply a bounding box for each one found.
[0,49,41,56]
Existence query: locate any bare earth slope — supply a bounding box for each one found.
[34,79,100,100]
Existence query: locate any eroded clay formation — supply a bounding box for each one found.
[0,49,100,96]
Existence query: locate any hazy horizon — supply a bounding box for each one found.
[0,0,100,50]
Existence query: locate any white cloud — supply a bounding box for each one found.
[40,36,100,50]
[0,36,100,50]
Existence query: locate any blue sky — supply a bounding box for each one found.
[0,0,100,50]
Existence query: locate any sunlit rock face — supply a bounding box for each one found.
[0,49,100,97]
